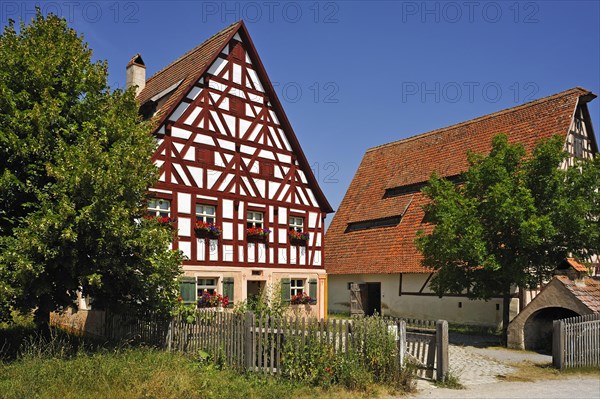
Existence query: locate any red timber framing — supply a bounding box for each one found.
[145,21,332,271]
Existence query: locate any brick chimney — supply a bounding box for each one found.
[126,54,146,96]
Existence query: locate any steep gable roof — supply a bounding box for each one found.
[137,21,241,123]
[136,21,332,213]
[326,88,597,275]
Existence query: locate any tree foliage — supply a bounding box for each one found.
[416,134,599,331]
[0,12,183,324]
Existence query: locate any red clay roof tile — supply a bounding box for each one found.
[556,276,600,313]
[326,88,595,275]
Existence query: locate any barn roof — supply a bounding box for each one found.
[325,87,597,275]
[134,21,332,213]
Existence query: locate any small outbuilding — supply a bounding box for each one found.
[507,259,600,352]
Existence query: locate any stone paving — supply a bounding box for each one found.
[447,344,516,385]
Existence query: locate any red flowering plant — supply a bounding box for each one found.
[197,290,230,308]
[145,215,177,227]
[289,230,309,245]
[194,219,222,238]
[290,292,314,305]
[246,227,271,240]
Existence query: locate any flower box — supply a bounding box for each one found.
[197,291,230,308]
[290,292,314,305]
[194,220,222,239]
[146,215,177,228]
[246,227,271,242]
[289,230,309,246]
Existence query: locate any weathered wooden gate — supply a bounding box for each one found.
[350,283,365,316]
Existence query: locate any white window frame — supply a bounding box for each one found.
[290,278,305,297]
[197,277,218,298]
[148,198,170,218]
[196,204,216,224]
[289,216,304,232]
[247,211,264,228]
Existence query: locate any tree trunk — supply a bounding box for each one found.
[501,291,511,346]
[34,299,51,335]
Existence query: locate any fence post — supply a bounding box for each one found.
[436,320,448,382]
[398,319,406,367]
[166,318,173,352]
[244,311,255,372]
[552,320,564,369]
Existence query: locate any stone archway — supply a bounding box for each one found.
[523,307,580,353]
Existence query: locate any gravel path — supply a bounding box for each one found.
[411,376,600,398]
[405,334,599,399]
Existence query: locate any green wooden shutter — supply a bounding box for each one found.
[223,277,234,307]
[281,278,291,303]
[179,277,196,304]
[309,279,318,304]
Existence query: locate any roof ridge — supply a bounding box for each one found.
[366,87,591,153]
[143,21,241,86]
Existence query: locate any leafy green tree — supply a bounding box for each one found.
[416,134,599,339]
[0,11,183,327]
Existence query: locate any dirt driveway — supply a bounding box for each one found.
[408,333,600,399]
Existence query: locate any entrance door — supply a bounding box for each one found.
[247,280,265,302]
[365,282,381,316]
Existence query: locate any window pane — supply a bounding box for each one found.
[256,213,263,221]
[159,200,169,210]
[196,205,204,214]
[206,206,215,215]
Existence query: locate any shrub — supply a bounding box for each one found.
[281,315,415,392]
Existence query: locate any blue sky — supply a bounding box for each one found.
[3,1,599,223]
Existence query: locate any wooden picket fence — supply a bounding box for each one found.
[553,313,600,369]
[103,310,448,381]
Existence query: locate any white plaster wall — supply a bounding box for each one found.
[328,273,519,328]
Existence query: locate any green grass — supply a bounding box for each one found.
[433,370,465,390]
[448,323,501,337]
[0,318,392,399]
[0,347,381,399]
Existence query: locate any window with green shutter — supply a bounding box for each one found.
[179,277,197,304]
[280,278,291,303]
[223,277,234,307]
[309,279,317,304]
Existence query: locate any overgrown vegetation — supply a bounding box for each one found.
[1,310,415,397]
[233,282,289,319]
[281,315,415,393]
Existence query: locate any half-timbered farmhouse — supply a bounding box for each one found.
[325,88,597,326]
[126,21,333,318]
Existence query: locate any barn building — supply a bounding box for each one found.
[325,88,597,326]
